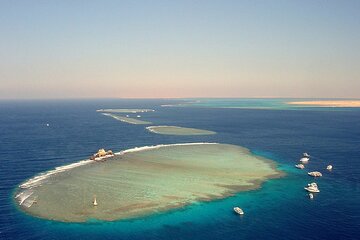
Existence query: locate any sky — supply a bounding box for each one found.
[0,0,360,99]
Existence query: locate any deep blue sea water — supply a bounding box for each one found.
[0,99,359,240]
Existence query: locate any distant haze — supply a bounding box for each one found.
[1,1,359,99]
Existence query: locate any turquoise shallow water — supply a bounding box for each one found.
[0,99,359,240]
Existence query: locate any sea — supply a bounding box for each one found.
[0,99,359,240]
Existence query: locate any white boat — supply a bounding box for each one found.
[233,207,244,215]
[300,157,309,163]
[299,153,310,163]
[308,171,322,177]
[327,165,333,170]
[305,182,320,193]
[93,197,98,206]
[305,186,320,193]
[309,193,314,199]
[308,182,318,188]
[295,164,305,169]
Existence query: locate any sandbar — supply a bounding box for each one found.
[147,126,216,135]
[15,143,282,222]
[102,113,152,125]
[287,100,360,107]
[97,109,155,113]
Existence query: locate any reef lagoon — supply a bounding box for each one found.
[146,126,216,135]
[15,143,281,222]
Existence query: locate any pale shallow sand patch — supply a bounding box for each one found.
[102,113,152,125]
[147,126,216,135]
[97,109,155,113]
[15,143,283,222]
[287,100,360,107]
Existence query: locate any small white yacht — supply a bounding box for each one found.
[304,183,320,193]
[233,207,244,215]
[299,153,310,163]
[327,165,333,170]
[308,171,322,177]
[309,193,314,199]
[295,164,305,169]
[300,157,309,163]
[93,197,98,206]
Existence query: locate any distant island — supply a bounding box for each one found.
[287,100,360,107]
[102,113,152,125]
[146,126,216,135]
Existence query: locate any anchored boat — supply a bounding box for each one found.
[234,207,244,215]
[308,171,322,177]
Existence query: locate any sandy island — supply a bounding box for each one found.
[287,100,360,108]
[146,126,216,135]
[102,113,152,125]
[15,143,283,222]
[97,109,155,113]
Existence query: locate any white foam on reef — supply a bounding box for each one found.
[118,142,219,155]
[19,160,92,189]
[16,190,33,205]
[19,143,216,190]
[146,125,181,131]
[97,109,155,113]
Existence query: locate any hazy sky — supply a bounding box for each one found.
[1,0,359,99]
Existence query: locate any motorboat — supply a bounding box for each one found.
[233,207,244,215]
[295,164,305,169]
[300,157,309,163]
[304,182,320,193]
[93,197,98,206]
[327,165,333,170]
[308,171,322,177]
[308,182,318,188]
[299,153,310,163]
[309,193,314,199]
[305,186,320,193]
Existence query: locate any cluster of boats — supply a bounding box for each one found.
[294,153,333,199]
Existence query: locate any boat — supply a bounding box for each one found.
[299,157,309,163]
[233,207,244,215]
[93,197,98,206]
[308,182,318,188]
[327,165,333,170]
[308,171,322,177]
[299,153,310,163]
[304,183,320,193]
[90,149,114,161]
[295,164,305,169]
[309,193,314,199]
